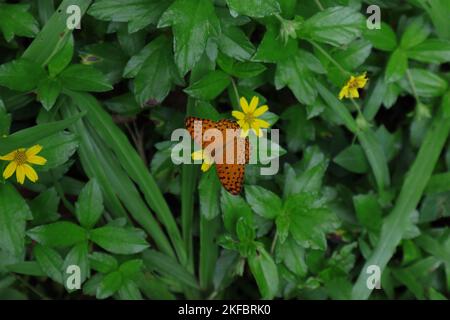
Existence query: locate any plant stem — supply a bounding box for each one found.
[230,78,241,107]
[405,68,421,104]
[53,178,75,214]
[14,275,50,300]
[350,98,364,118]
[270,231,278,254]
[308,40,350,77]
[314,0,325,11]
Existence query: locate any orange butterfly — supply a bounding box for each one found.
[185,117,250,195]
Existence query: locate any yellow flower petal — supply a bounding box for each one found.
[240,97,250,113]
[0,150,16,161]
[3,161,17,179]
[237,119,246,128]
[26,145,43,157]
[339,86,349,100]
[253,105,268,117]
[232,110,245,120]
[27,155,47,165]
[201,161,212,172]
[253,118,270,129]
[16,165,25,184]
[349,88,359,98]
[240,128,249,138]
[355,74,368,88]
[192,150,204,161]
[253,127,263,137]
[23,164,38,183]
[248,96,259,113]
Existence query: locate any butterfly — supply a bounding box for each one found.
[185,117,250,195]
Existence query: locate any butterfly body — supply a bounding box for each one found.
[185,117,250,195]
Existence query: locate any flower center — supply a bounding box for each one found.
[244,113,254,124]
[348,79,358,89]
[14,150,28,165]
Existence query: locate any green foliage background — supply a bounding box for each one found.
[0,0,449,300]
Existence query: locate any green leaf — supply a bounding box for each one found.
[158,0,220,75]
[407,39,450,64]
[198,167,222,220]
[119,259,143,279]
[225,0,280,18]
[89,252,119,274]
[48,35,74,77]
[90,226,150,255]
[22,1,91,66]
[80,42,128,85]
[0,59,46,91]
[357,128,391,191]
[63,242,90,285]
[280,105,315,152]
[399,69,448,98]
[353,98,450,299]
[333,144,369,174]
[0,184,31,257]
[300,6,364,47]
[221,190,252,234]
[280,192,339,250]
[218,25,255,61]
[253,25,297,63]
[400,16,431,49]
[37,131,79,171]
[59,64,113,92]
[275,236,307,277]
[0,4,39,42]
[37,77,62,111]
[34,244,64,284]
[275,51,317,105]
[248,245,279,299]
[184,70,231,100]
[132,36,183,106]
[27,222,88,248]
[0,114,81,154]
[142,249,199,289]
[363,22,397,52]
[353,194,382,233]
[385,49,408,83]
[97,271,123,299]
[283,149,328,197]
[217,55,266,79]
[29,188,60,225]
[88,0,170,33]
[75,179,104,229]
[118,280,143,300]
[245,185,282,220]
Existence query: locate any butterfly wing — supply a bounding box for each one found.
[185,117,250,195]
[215,119,250,195]
[185,116,216,149]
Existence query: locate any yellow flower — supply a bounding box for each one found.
[192,149,214,172]
[339,72,368,100]
[232,96,270,137]
[0,145,47,184]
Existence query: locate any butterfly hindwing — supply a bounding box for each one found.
[216,163,245,195]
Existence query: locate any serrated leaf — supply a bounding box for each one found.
[184,70,230,100]
[0,59,46,92]
[0,4,39,42]
[158,0,220,75]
